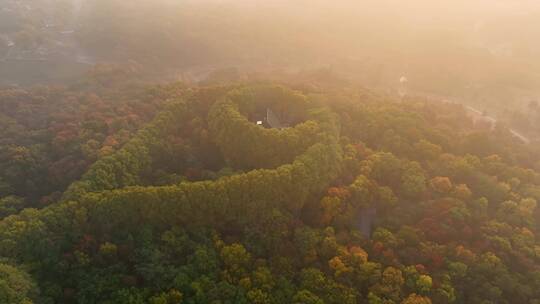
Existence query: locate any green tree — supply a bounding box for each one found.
[0,264,38,304]
[401,293,432,304]
[293,290,324,304]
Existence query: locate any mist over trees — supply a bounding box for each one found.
[1,1,540,303]
[3,0,540,136]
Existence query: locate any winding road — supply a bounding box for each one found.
[465,105,531,144]
[411,91,532,144]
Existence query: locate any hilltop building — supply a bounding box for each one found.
[256,108,286,129]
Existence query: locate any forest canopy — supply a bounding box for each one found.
[2,1,540,303]
[0,77,540,303]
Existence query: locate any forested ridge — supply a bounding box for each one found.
[1,80,540,304]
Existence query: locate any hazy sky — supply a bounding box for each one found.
[3,0,540,99]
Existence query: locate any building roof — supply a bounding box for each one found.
[266,108,283,129]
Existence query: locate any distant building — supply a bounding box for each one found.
[266,108,284,129]
[399,76,408,84]
[466,106,496,131]
[255,108,286,129]
[398,76,408,98]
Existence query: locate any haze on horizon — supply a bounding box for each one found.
[2,0,540,108]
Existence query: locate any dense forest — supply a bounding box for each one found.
[1,68,540,304]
